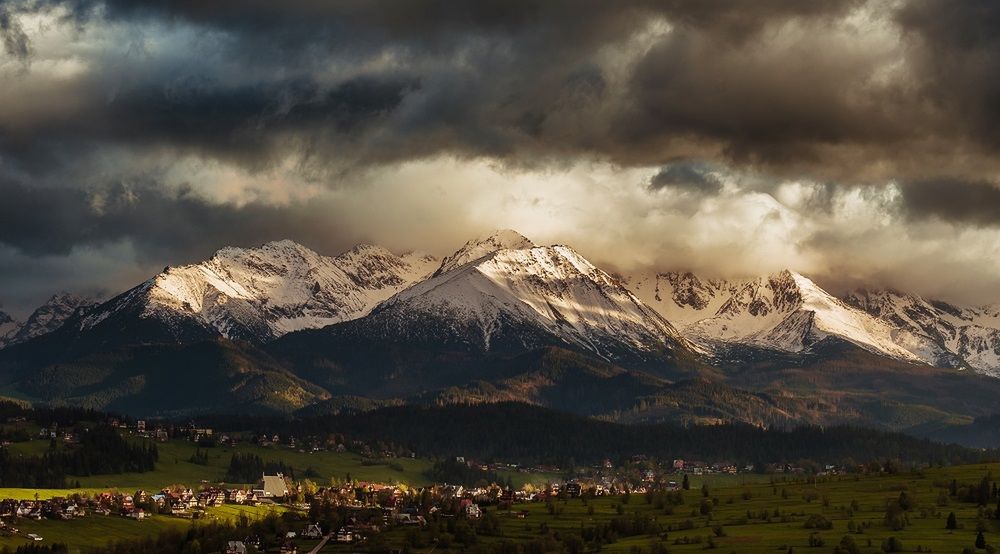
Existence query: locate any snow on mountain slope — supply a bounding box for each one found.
[365,231,689,362]
[0,310,20,347]
[845,289,1000,377]
[78,240,438,343]
[434,229,536,275]
[0,293,100,348]
[630,270,947,365]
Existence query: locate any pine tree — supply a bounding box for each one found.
[682,474,689,490]
[975,530,986,549]
[946,511,958,530]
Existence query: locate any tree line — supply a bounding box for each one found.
[242,402,998,467]
[224,452,295,483]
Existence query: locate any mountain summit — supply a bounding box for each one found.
[273,231,694,384]
[434,229,536,275]
[384,239,687,361]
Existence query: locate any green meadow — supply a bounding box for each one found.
[4,437,999,553]
[0,505,284,553]
[2,437,557,492]
[362,463,1000,554]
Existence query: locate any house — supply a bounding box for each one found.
[125,508,145,520]
[335,527,355,543]
[226,541,247,554]
[279,541,298,554]
[170,501,189,516]
[260,473,289,498]
[191,428,213,442]
[243,536,263,550]
[564,482,582,498]
[301,523,324,538]
[198,488,225,507]
[465,503,482,519]
[394,514,426,526]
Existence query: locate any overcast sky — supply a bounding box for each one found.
[2,0,1000,316]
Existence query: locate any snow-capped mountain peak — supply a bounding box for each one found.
[79,239,438,343]
[434,229,536,275]
[371,238,689,363]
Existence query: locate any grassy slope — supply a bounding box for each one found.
[363,463,1000,554]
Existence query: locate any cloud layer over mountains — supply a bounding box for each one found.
[2,0,1000,314]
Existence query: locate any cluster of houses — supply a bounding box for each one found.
[0,474,291,528]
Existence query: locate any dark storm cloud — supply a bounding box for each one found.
[1,73,419,175]
[0,179,356,261]
[0,5,30,65]
[897,0,1000,149]
[1,0,868,175]
[648,162,721,194]
[900,179,1000,227]
[50,0,859,41]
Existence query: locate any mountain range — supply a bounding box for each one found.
[2,229,1000,443]
[0,293,100,349]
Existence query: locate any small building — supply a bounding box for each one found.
[301,523,324,538]
[226,541,248,554]
[564,482,582,498]
[260,473,289,499]
[335,528,355,543]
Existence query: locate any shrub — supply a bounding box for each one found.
[803,514,833,530]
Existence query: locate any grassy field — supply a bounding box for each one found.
[0,512,188,553]
[5,437,998,553]
[358,462,1000,554]
[62,438,436,489]
[2,437,558,493]
[0,504,284,553]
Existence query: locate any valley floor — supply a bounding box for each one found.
[1,436,998,552]
[358,463,1000,554]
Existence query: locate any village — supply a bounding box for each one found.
[0,455,841,554]
[0,416,853,553]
